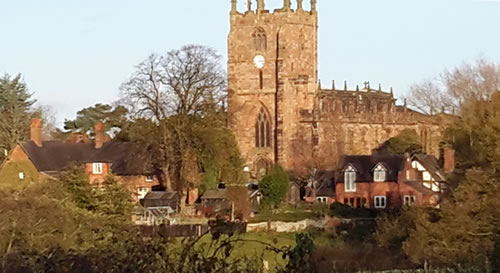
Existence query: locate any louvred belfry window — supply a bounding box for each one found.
[253,27,267,51]
[255,108,271,148]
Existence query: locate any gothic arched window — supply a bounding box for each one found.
[252,27,267,51]
[255,108,271,148]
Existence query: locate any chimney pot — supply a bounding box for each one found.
[30,118,43,147]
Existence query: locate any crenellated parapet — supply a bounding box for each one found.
[231,0,317,16]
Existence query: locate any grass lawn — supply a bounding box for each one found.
[171,231,297,272]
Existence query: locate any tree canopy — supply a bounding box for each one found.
[375,129,423,155]
[118,45,243,197]
[0,73,36,161]
[63,103,128,134]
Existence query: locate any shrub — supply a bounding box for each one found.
[259,166,289,208]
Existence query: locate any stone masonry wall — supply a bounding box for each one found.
[227,1,444,176]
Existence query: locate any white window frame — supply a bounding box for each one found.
[344,165,357,192]
[373,164,386,182]
[374,196,387,209]
[145,175,154,182]
[92,163,103,174]
[18,172,25,180]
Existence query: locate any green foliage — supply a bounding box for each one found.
[279,233,316,273]
[63,103,128,134]
[259,166,290,208]
[403,168,499,266]
[0,233,266,273]
[374,208,429,251]
[0,180,103,255]
[94,175,133,222]
[444,92,500,171]
[59,165,97,211]
[200,163,218,193]
[376,129,423,155]
[0,73,36,161]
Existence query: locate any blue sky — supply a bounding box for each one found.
[1,0,499,123]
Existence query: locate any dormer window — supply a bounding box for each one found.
[373,164,386,182]
[344,165,356,192]
[146,175,154,182]
[92,163,103,174]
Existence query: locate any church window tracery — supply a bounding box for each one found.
[255,108,271,148]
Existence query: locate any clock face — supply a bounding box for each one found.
[253,55,265,69]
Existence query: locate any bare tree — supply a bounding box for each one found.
[120,45,226,121]
[34,104,57,140]
[406,59,500,115]
[407,79,446,115]
[119,45,227,205]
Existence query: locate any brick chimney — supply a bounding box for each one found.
[443,147,455,174]
[30,118,43,147]
[94,121,105,149]
[399,153,414,181]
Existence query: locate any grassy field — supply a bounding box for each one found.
[171,231,297,272]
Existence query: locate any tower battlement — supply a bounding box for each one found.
[231,0,317,16]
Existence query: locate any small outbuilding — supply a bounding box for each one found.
[200,189,231,212]
[140,191,180,212]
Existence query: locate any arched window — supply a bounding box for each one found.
[252,27,267,51]
[255,108,271,148]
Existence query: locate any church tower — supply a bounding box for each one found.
[227,0,319,177]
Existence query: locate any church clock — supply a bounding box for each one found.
[253,55,265,69]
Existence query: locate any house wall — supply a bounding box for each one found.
[84,163,161,202]
[85,162,111,185]
[336,181,400,208]
[0,145,40,189]
[118,175,161,202]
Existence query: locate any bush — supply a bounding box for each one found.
[329,202,380,218]
[259,166,289,208]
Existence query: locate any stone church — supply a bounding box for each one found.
[227,0,444,177]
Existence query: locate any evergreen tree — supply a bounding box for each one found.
[0,73,36,161]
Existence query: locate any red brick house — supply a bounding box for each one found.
[335,152,452,209]
[0,119,161,202]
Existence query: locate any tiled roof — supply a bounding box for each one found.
[338,155,404,182]
[143,191,179,200]
[20,140,154,175]
[200,189,229,200]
